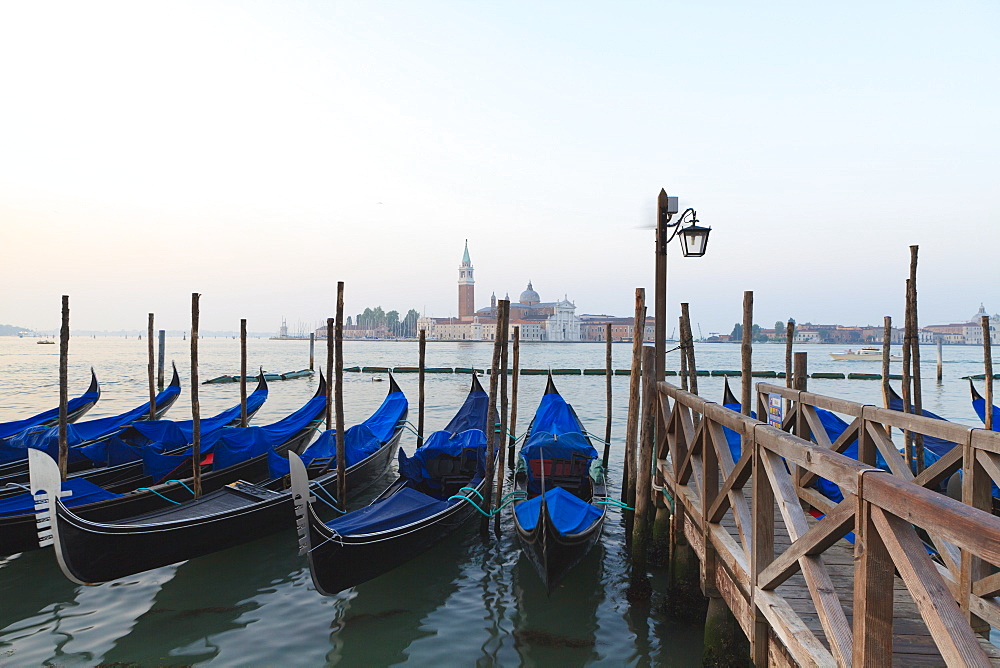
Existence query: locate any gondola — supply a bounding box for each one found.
[510,375,607,593]
[0,365,182,477]
[0,373,267,493]
[0,369,101,443]
[3,375,323,556]
[32,376,406,583]
[290,374,490,596]
[969,380,1000,431]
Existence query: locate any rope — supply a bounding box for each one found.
[456,486,485,502]
[447,494,493,517]
[164,480,195,496]
[136,488,181,504]
[309,482,346,514]
[595,498,634,511]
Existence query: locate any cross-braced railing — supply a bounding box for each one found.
[656,379,1000,666]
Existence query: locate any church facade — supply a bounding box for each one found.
[417,243,582,341]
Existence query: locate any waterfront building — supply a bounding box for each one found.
[417,244,584,341]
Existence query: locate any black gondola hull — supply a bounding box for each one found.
[514,501,605,593]
[305,469,491,596]
[51,428,402,583]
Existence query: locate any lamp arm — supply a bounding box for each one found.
[658,208,699,251]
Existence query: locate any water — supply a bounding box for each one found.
[0,337,993,666]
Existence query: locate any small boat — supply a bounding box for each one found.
[290,375,490,596]
[0,370,101,443]
[829,347,901,361]
[36,340,55,345]
[510,375,607,592]
[203,369,313,384]
[2,376,321,556]
[0,365,182,478]
[34,376,407,583]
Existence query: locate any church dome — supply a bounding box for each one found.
[519,281,540,306]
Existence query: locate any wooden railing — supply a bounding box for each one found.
[655,378,1000,666]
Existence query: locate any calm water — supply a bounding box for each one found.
[0,337,994,666]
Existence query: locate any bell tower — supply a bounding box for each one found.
[458,240,475,319]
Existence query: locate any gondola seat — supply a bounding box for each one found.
[423,447,481,498]
[525,453,591,498]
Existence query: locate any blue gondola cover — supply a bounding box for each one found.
[325,487,450,535]
[514,486,603,536]
[0,388,101,441]
[0,478,123,518]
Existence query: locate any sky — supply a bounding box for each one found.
[1,1,998,335]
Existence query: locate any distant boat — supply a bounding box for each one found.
[36,340,55,345]
[202,369,314,384]
[830,347,901,361]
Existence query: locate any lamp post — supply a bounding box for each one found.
[654,188,712,382]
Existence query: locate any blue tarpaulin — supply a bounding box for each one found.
[973,395,1000,431]
[0,385,183,465]
[397,428,487,491]
[325,486,451,534]
[441,384,489,434]
[268,390,407,478]
[0,387,101,441]
[139,394,324,483]
[0,478,122,518]
[514,486,603,536]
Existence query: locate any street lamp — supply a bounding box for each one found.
[654,189,712,381]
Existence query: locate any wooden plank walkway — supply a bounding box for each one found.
[652,378,1000,666]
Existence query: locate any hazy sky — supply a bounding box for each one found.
[2,1,998,335]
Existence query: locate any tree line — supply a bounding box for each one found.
[350,307,421,338]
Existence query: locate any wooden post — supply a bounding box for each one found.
[58,295,69,479]
[936,337,943,384]
[622,288,645,506]
[655,189,668,383]
[751,434,775,665]
[147,313,156,420]
[983,316,994,432]
[309,332,315,371]
[325,318,334,431]
[681,303,698,396]
[902,278,913,470]
[632,346,656,570]
[909,247,924,472]
[679,316,689,392]
[335,282,347,511]
[480,301,507,536]
[157,329,166,392]
[240,319,248,426]
[603,322,613,467]
[741,291,753,416]
[793,352,807,391]
[882,316,892,408]
[852,491,894,664]
[191,293,202,498]
[507,326,521,468]
[494,301,510,536]
[785,320,794,388]
[418,329,426,447]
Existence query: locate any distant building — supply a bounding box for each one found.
[417,244,584,341]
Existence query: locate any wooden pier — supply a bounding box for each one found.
[650,372,1000,666]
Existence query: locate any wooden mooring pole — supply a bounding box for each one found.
[680,304,698,396]
[191,293,202,498]
[418,329,426,447]
[480,300,507,537]
[494,301,510,537]
[325,318,334,431]
[983,316,994,432]
[629,345,656,599]
[602,322,612,468]
[902,278,914,469]
[936,337,944,384]
[240,319,248,426]
[785,320,794,389]
[909,246,925,472]
[157,329,166,392]
[882,316,892,408]
[741,292,753,415]
[679,316,688,391]
[622,288,645,511]
[335,282,347,512]
[147,313,156,420]
[507,326,520,468]
[58,295,69,479]
[309,332,315,371]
